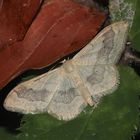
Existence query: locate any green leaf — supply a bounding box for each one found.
[129,0,140,50]
[109,0,136,28]
[0,128,19,140]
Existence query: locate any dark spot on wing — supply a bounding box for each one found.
[16,86,50,102]
[87,65,105,85]
[52,88,79,104]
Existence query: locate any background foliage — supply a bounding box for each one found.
[0,0,140,139]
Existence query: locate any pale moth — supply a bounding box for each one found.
[4,21,128,121]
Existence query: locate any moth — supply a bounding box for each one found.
[4,21,128,121]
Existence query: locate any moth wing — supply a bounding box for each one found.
[73,21,128,65]
[74,64,118,102]
[46,74,87,120]
[4,68,86,121]
[71,21,128,102]
[4,68,62,114]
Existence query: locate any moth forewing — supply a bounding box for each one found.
[4,21,129,121]
[73,21,128,65]
[4,68,63,114]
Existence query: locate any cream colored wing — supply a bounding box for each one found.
[46,74,87,120]
[74,64,118,103]
[72,21,128,102]
[4,67,86,120]
[73,21,128,65]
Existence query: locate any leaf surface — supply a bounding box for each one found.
[0,0,43,50]
[0,0,106,88]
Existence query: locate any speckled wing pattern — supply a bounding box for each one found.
[4,21,128,120]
